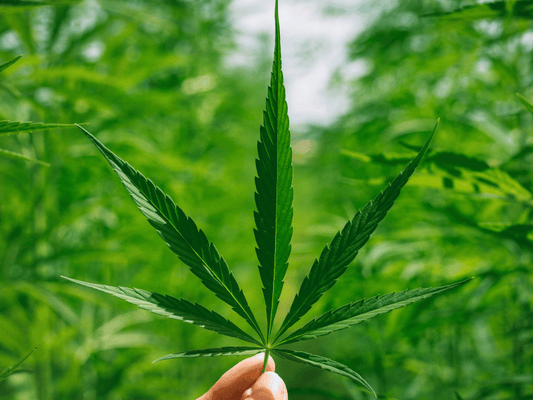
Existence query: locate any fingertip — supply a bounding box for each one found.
[208,353,271,399]
[251,352,275,372]
[243,371,287,400]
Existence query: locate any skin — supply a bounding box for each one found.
[197,353,288,400]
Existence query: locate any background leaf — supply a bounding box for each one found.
[0,348,35,382]
[0,56,21,73]
[0,121,75,137]
[516,93,533,113]
[0,147,50,166]
[423,0,533,20]
[342,149,533,206]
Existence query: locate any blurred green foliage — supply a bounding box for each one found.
[0,0,532,399]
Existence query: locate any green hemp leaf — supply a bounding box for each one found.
[62,1,472,396]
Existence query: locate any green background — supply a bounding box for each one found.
[1,0,532,399]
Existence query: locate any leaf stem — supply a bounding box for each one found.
[261,348,271,373]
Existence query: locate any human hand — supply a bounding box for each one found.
[196,353,288,400]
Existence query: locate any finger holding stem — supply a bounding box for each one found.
[198,352,276,400]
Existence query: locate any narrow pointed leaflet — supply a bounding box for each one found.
[154,346,263,363]
[0,348,35,382]
[254,0,293,342]
[278,278,471,345]
[76,125,264,342]
[0,148,51,166]
[274,122,438,342]
[273,349,376,397]
[516,93,533,113]
[0,55,21,73]
[61,276,261,346]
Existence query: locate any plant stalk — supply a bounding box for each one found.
[261,348,271,373]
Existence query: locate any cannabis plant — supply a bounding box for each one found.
[63,1,471,396]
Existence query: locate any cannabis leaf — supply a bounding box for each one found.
[63,0,472,396]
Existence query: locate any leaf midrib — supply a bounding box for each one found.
[269,2,284,344]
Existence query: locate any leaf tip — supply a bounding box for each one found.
[433,118,440,133]
[76,124,101,146]
[152,355,167,363]
[75,123,94,135]
[60,275,77,284]
[274,0,281,41]
[75,124,92,139]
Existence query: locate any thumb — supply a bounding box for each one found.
[241,371,288,400]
